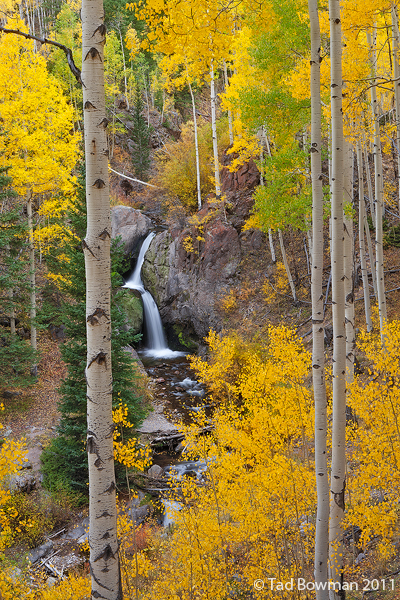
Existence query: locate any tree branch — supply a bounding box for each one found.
[0,26,82,85]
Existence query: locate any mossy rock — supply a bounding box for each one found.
[117,290,143,337]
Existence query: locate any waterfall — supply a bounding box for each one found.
[124,233,184,359]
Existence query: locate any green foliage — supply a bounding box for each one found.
[131,81,151,180]
[253,144,311,232]
[41,168,145,492]
[0,168,36,387]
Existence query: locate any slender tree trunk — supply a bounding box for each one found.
[117,25,129,110]
[261,127,276,262]
[363,144,376,226]
[27,192,37,376]
[361,145,378,298]
[223,60,234,145]
[210,62,221,196]
[278,230,297,302]
[356,141,373,331]
[187,69,201,210]
[343,141,355,386]
[367,31,387,337]
[308,0,329,595]
[328,0,347,597]
[81,1,122,597]
[392,4,400,213]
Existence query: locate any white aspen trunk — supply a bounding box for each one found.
[187,71,202,210]
[81,0,122,597]
[261,128,276,262]
[117,26,129,110]
[210,62,221,196]
[367,31,387,337]
[328,1,347,596]
[278,229,297,302]
[27,193,37,376]
[363,144,376,226]
[392,5,400,213]
[356,141,373,332]
[343,141,355,386]
[308,0,329,594]
[362,165,378,299]
[223,60,234,145]
[308,0,329,600]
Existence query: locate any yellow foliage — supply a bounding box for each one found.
[262,262,289,304]
[219,289,237,314]
[112,403,152,471]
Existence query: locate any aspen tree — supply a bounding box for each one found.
[392,4,400,212]
[328,0,347,595]
[343,140,355,385]
[367,30,387,338]
[356,140,373,332]
[81,0,122,597]
[308,0,329,595]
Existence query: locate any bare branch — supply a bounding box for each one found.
[0,26,82,85]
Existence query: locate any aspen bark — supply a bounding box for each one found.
[187,70,202,210]
[356,141,372,332]
[210,62,221,196]
[27,192,37,376]
[261,127,276,262]
[223,60,234,145]
[81,1,122,597]
[343,141,355,386]
[392,4,400,212]
[308,0,329,594]
[328,0,347,596]
[278,230,297,302]
[367,31,387,337]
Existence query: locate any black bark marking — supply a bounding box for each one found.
[332,485,345,509]
[93,544,115,562]
[94,457,103,468]
[88,351,107,368]
[93,24,107,37]
[102,531,111,539]
[98,229,111,240]
[87,435,98,454]
[99,511,112,518]
[105,481,116,494]
[85,47,102,61]
[87,307,108,325]
[84,100,96,110]
[82,239,95,257]
[90,563,111,592]
[93,179,105,189]
[99,118,109,128]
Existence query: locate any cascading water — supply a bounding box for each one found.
[124,232,184,359]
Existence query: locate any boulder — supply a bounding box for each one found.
[28,540,53,565]
[111,206,152,256]
[147,464,163,478]
[117,290,143,337]
[9,472,36,493]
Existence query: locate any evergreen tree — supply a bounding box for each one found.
[131,81,151,180]
[41,170,145,492]
[0,167,36,387]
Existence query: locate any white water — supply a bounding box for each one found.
[123,233,185,359]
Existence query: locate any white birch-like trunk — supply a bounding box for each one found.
[361,146,378,298]
[308,0,329,594]
[392,4,400,212]
[367,31,387,337]
[27,193,37,376]
[343,141,355,386]
[356,141,373,331]
[278,229,297,302]
[117,26,129,110]
[363,144,376,226]
[210,62,221,196]
[187,70,201,210]
[328,1,347,596]
[81,1,122,597]
[261,127,276,262]
[223,60,234,145]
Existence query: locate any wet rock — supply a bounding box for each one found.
[147,464,163,478]
[111,206,152,257]
[126,504,151,524]
[46,577,57,587]
[28,540,54,564]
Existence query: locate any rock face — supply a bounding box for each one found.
[142,216,242,340]
[111,206,152,256]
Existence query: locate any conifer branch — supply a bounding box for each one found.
[0,26,82,85]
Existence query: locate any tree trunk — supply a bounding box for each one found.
[278,230,297,302]
[308,0,329,595]
[187,69,201,210]
[27,192,37,376]
[343,141,355,386]
[367,31,387,337]
[356,141,373,332]
[261,127,276,262]
[328,0,347,597]
[210,62,221,196]
[392,4,400,213]
[223,60,234,145]
[81,1,122,597]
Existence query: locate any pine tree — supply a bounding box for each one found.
[131,80,151,180]
[0,167,36,387]
[41,171,145,492]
